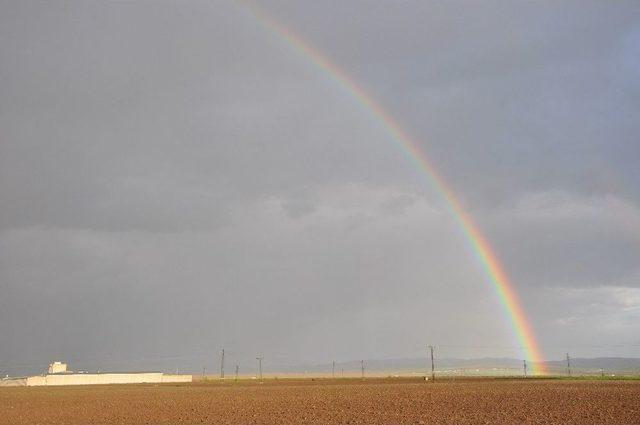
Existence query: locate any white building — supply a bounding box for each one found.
[1,361,192,387]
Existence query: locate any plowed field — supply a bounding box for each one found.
[1,378,638,424]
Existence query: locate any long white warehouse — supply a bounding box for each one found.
[1,361,192,387]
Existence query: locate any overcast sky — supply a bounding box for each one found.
[1,0,639,375]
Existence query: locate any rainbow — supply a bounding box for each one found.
[241,3,545,374]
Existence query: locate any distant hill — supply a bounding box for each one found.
[274,357,640,376]
[541,357,640,371]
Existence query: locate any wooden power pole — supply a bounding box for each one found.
[256,355,263,382]
[220,348,225,379]
[428,345,435,382]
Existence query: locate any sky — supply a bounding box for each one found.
[1,0,639,375]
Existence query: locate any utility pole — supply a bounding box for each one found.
[202,366,206,380]
[220,348,225,379]
[428,345,435,382]
[235,364,239,382]
[332,361,335,379]
[361,360,365,380]
[341,368,344,378]
[566,353,571,377]
[600,368,604,378]
[523,360,527,378]
[256,355,263,382]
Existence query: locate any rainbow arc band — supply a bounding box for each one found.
[242,2,545,374]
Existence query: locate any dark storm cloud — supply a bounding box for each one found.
[259,0,640,204]
[1,0,639,374]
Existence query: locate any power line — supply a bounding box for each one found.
[437,343,640,349]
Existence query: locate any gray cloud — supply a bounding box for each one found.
[1,0,639,375]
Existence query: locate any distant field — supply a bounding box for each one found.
[1,377,638,424]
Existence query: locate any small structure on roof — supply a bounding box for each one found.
[48,361,68,374]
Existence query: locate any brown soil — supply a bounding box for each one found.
[1,378,638,424]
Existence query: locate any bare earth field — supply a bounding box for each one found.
[1,378,639,425]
